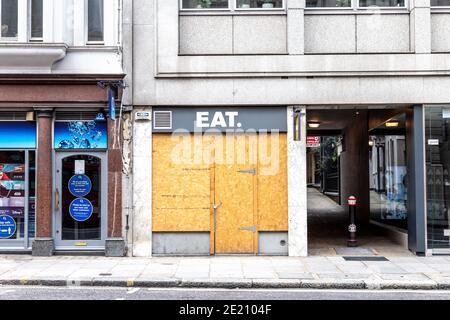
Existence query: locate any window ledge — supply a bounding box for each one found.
[430,7,450,13]
[0,43,67,74]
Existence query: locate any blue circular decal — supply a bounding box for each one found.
[0,215,16,239]
[69,198,93,222]
[68,175,92,197]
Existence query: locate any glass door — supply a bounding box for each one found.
[55,153,106,250]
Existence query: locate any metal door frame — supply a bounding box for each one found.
[54,151,107,250]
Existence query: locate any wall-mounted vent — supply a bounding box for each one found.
[153,111,172,130]
[0,112,27,121]
[55,111,100,121]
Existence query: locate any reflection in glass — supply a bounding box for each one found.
[306,0,351,7]
[236,0,283,8]
[430,0,450,5]
[30,0,43,39]
[426,107,450,249]
[0,151,25,239]
[369,135,407,229]
[1,0,18,38]
[88,0,104,42]
[359,0,405,6]
[182,0,229,8]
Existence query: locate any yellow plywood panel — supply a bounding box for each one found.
[257,133,288,231]
[214,135,255,254]
[152,134,212,232]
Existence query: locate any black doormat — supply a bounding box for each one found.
[343,256,389,261]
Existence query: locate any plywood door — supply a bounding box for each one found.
[214,135,256,254]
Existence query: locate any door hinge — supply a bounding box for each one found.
[238,168,256,175]
[240,225,256,232]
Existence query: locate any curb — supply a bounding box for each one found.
[0,278,447,290]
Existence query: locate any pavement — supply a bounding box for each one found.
[0,254,449,290]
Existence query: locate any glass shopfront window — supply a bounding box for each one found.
[0,119,36,250]
[182,0,229,9]
[425,107,450,250]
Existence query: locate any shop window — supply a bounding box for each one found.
[0,0,18,39]
[431,0,450,5]
[87,0,104,43]
[29,0,43,41]
[425,107,450,250]
[181,0,285,10]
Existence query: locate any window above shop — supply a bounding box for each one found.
[180,0,285,11]
[306,0,406,8]
[0,0,18,40]
[431,0,450,6]
[87,0,104,44]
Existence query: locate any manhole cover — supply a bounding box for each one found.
[343,256,389,262]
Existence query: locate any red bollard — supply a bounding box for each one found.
[347,195,358,247]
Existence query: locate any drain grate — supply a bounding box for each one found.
[343,256,389,262]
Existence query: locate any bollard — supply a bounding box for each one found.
[347,195,358,247]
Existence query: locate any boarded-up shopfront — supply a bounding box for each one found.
[151,108,289,255]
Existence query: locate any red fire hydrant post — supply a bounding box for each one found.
[347,195,358,247]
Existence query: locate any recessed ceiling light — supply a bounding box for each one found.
[308,122,321,128]
[386,121,399,128]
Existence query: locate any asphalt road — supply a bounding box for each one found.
[0,286,448,300]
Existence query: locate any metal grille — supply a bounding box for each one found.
[153,111,172,129]
[0,112,27,121]
[55,111,101,121]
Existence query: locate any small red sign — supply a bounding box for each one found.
[348,196,357,206]
[307,136,320,147]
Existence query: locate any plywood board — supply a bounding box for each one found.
[257,133,288,231]
[152,134,212,232]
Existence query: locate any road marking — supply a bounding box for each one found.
[127,288,140,294]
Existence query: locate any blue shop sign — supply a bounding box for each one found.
[68,175,92,197]
[0,122,36,149]
[54,121,108,149]
[0,215,16,239]
[69,198,93,222]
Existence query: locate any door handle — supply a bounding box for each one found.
[55,188,60,210]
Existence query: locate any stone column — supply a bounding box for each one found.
[132,107,153,257]
[410,0,431,54]
[287,0,305,55]
[287,106,308,257]
[105,117,126,257]
[32,108,54,256]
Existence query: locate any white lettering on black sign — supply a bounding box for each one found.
[196,112,241,129]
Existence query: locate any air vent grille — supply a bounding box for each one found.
[0,112,27,121]
[55,111,100,121]
[153,111,172,130]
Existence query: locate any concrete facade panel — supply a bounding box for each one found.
[179,16,233,55]
[233,16,287,54]
[431,14,450,53]
[305,15,356,54]
[259,232,289,255]
[357,14,410,53]
[152,233,210,255]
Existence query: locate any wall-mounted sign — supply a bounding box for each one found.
[75,160,85,175]
[307,136,321,148]
[0,215,16,239]
[0,122,36,149]
[152,107,287,133]
[68,175,92,198]
[69,198,93,222]
[54,121,108,149]
[428,139,440,146]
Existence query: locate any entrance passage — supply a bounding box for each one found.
[152,133,287,255]
[306,108,413,257]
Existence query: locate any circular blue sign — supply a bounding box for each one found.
[68,175,92,197]
[0,215,16,239]
[69,198,93,222]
